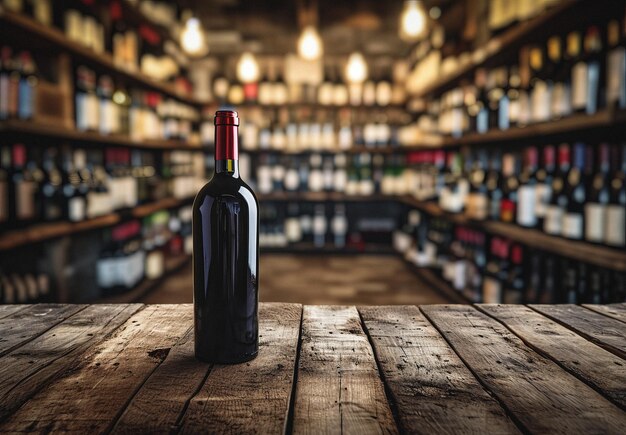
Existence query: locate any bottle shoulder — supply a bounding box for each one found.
[194,175,258,208]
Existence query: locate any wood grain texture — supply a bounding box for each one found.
[582,303,626,324]
[530,304,626,359]
[0,305,191,433]
[293,305,398,435]
[112,324,211,434]
[0,305,28,320]
[359,305,519,434]
[421,305,626,434]
[0,304,85,357]
[479,304,626,409]
[179,303,302,434]
[0,304,142,421]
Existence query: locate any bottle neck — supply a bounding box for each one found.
[214,121,240,177]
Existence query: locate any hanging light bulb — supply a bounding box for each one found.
[181,17,208,56]
[345,52,368,84]
[237,52,260,83]
[399,0,427,41]
[297,25,323,60]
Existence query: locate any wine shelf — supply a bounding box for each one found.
[0,9,204,106]
[232,103,407,111]
[240,146,398,155]
[0,120,203,151]
[97,254,191,304]
[398,196,626,273]
[0,196,194,252]
[261,242,395,255]
[411,1,588,98]
[403,261,471,304]
[259,192,626,272]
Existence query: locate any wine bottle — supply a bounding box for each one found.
[562,142,586,240]
[585,143,609,243]
[516,146,538,227]
[193,110,259,364]
[503,244,525,304]
[605,143,626,247]
[544,143,570,235]
[499,152,519,223]
[606,17,626,109]
[486,150,502,220]
[534,145,555,229]
[0,146,9,226]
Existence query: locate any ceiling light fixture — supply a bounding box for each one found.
[399,0,427,41]
[345,52,368,84]
[237,52,260,83]
[298,25,323,60]
[181,17,208,56]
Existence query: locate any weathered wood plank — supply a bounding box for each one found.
[582,303,626,324]
[179,303,302,434]
[359,305,520,434]
[0,305,28,320]
[530,304,626,359]
[0,304,191,433]
[112,327,210,434]
[0,304,142,421]
[0,304,86,357]
[293,306,398,435]
[479,304,626,409]
[422,305,626,434]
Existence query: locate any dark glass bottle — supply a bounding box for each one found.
[544,144,570,236]
[562,143,586,240]
[193,110,259,364]
[584,143,610,243]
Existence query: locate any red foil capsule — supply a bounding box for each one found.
[214,110,239,161]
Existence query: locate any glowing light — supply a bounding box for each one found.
[399,1,427,41]
[345,52,368,84]
[237,52,260,83]
[181,18,208,56]
[297,26,323,60]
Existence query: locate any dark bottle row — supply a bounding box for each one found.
[0,204,192,303]
[0,143,203,232]
[394,210,626,304]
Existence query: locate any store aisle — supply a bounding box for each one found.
[139,254,450,305]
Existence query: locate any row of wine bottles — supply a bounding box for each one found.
[0,250,52,304]
[97,206,191,296]
[0,144,204,231]
[0,47,37,121]
[404,17,626,142]
[5,0,189,84]
[260,202,349,248]
[394,210,626,304]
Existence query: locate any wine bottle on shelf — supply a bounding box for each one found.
[516,146,538,228]
[529,46,550,122]
[544,143,570,236]
[0,146,9,226]
[331,204,348,248]
[606,17,626,109]
[605,143,626,248]
[466,150,488,221]
[546,36,569,119]
[40,147,63,222]
[17,51,37,120]
[569,31,587,114]
[583,26,604,115]
[0,46,19,120]
[62,147,86,222]
[562,142,586,240]
[482,237,503,304]
[486,150,502,221]
[539,253,558,304]
[503,244,525,304]
[585,143,610,243]
[313,204,327,247]
[193,110,259,364]
[525,249,543,303]
[534,145,555,229]
[499,152,519,223]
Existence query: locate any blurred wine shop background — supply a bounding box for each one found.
[0,0,625,306]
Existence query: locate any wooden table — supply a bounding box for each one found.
[0,303,625,434]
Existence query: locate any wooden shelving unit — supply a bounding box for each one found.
[0,119,204,151]
[235,103,407,111]
[409,1,600,98]
[398,195,626,272]
[259,191,626,272]
[97,254,191,304]
[241,146,397,155]
[261,242,394,255]
[0,9,204,106]
[0,196,194,252]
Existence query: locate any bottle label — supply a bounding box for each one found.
[544,205,563,235]
[483,276,502,304]
[16,180,36,219]
[453,260,466,291]
[605,205,626,246]
[18,79,33,120]
[584,203,606,242]
[466,193,488,220]
[498,96,509,130]
[571,61,587,109]
[500,199,516,222]
[517,185,537,227]
[562,212,583,239]
[68,196,86,222]
[531,81,551,122]
[586,61,600,114]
